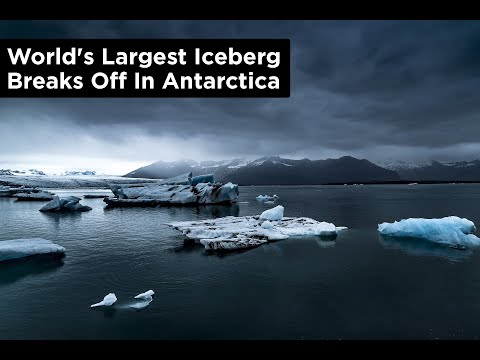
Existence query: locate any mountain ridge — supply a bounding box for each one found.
[124,155,400,185]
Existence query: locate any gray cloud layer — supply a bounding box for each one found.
[1,20,480,173]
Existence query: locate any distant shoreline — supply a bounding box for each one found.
[238,180,480,186]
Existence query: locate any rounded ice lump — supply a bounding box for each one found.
[378,216,480,246]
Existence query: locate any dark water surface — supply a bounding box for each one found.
[1,184,480,339]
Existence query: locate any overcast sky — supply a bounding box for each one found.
[1,20,480,174]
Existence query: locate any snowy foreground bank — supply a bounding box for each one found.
[169,205,347,251]
[105,172,239,207]
[0,238,65,262]
[378,216,480,247]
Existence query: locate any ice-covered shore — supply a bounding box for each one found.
[378,216,480,246]
[169,205,346,251]
[0,238,65,262]
[105,172,239,207]
[0,174,156,189]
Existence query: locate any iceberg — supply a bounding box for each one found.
[256,194,279,201]
[39,195,92,212]
[169,206,346,251]
[0,238,65,262]
[15,190,54,201]
[106,181,239,207]
[378,216,480,246]
[90,293,117,308]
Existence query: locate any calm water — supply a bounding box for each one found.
[1,184,480,339]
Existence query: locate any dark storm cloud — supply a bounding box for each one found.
[1,20,480,167]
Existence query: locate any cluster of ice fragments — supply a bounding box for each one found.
[256,194,279,201]
[105,172,239,207]
[40,196,92,212]
[169,205,347,251]
[91,290,155,310]
[378,216,480,246]
[0,238,65,262]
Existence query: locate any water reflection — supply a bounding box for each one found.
[378,234,473,262]
[315,237,337,248]
[0,255,65,285]
[104,204,240,218]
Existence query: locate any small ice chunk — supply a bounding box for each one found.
[264,201,275,205]
[90,293,117,308]
[134,290,155,299]
[260,205,284,221]
[261,221,274,229]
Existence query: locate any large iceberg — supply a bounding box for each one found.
[0,238,65,262]
[40,196,92,212]
[106,174,239,208]
[169,206,346,251]
[378,216,480,246]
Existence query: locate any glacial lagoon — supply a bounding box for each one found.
[2,184,480,339]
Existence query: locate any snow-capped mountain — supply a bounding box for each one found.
[63,170,97,176]
[0,169,47,176]
[125,156,400,185]
[377,159,480,180]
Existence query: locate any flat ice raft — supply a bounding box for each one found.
[0,238,65,262]
[378,216,480,246]
[169,206,346,251]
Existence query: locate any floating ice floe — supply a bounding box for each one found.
[169,206,346,251]
[91,293,117,308]
[256,194,279,201]
[0,185,36,197]
[15,190,54,201]
[134,289,155,299]
[378,216,480,246]
[0,238,65,262]
[40,195,92,212]
[105,173,238,208]
[129,289,155,310]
